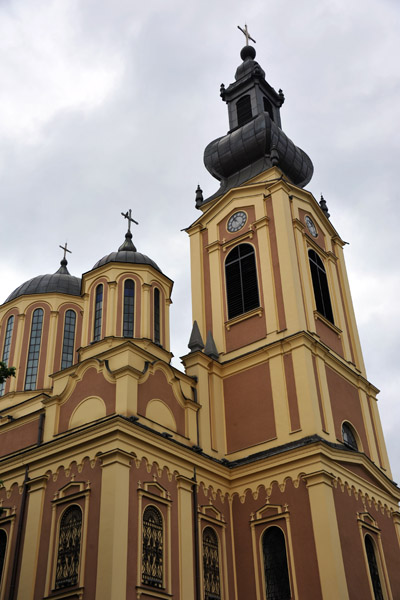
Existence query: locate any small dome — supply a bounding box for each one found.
[92,230,162,273]
[5,272,81,303]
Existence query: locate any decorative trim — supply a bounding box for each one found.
[225,306,263,330]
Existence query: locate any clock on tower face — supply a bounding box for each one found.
[227,211,247,233]
[305,215,318,237]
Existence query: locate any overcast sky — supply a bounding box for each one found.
[1,0,399,484]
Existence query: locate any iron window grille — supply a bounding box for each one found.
[262,526,291,600]
[93,284,103,342]
[55,505,82,589]
[142,506,163,588]
[24,308,44,391]
[0,315,14,395]
[365,535,384,600]
[61,310,76,369]
[203,527,221,600]
[123,279,135,337]
[308,249,334,324]
[0,529,7,585]
[225,243,260,320]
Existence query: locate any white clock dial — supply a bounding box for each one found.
[305,215,318,237]
[227,211,247,233]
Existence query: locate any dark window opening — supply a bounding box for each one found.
[93,284,103,342]
[0,315,14,395]
[263,97,274,121]
[225,244,260,320]
[342,422,358,450]
[0,529,7,585]
[25,308,44,391]
[123,279,135,337]
[365,535,384,600]
[203,527,221,600]
[308,249,334,324]
[61,310,76,369]
[262,526,291,600]
[237,95,253,127]
[55,505,82,589]
[154,288,160,345]
[142,506,163,588]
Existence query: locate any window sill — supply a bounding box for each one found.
[44,587,84,600]
[314,311,342,335]
[225,306,263,330]
[136,586,172,599]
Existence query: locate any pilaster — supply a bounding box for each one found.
[176,475,195,599]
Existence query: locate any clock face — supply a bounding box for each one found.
[227,211,247,233]
[305,215,318,237]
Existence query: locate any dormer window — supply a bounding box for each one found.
[236,95,252,127]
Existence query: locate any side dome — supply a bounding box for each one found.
[91,231,162,273]
[4,259,81,303]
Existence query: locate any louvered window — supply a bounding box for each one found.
[237,95,253,127]
[154,288,160,345]
[0,315,14,395]
[61,310,76,369]
[262,527,291,600]
[365,535,384,600]
[142,506,163,588]
[308,249,334,324]
[225,244,260,319]
[123,279,135,337]
[93,284,103,341]
[25,308,43,391]
[263,97,274,121]
[203,527,221,600]
[0,529,7,585]
[55,505,82,589]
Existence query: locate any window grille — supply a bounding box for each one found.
[142,506,163,588]
[225,244,260,319]
[0,315,14,395]
[236,95,253,127]
[93,284,103,341]
[61,310,76,369]
[55,505,82,589]
[25,308,44,391]
[0,529,7,585]
[262,526,291,600]
[154,288,160,345]
[342,422,358,450]
[308,249,334,324]
[365,535,384,600]
[203,527,221,600]
[123,279,135,337]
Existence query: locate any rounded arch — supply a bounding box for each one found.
[225,242,260,319]
[261,525,291,600]
[55,504,82,590]
[341,420,361,451]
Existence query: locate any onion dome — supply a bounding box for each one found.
[4,256,81,303]
[92,222,162,273]
[199,45,313,206]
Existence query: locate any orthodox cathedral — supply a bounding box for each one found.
[0,39,399,600]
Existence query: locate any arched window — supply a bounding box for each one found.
[25,308,44,391]
[123,279,135,337]
[203,527,221,600]
[93,284,103,342]
[225,243,260,320]
[365,535,384,600]
[237,95,253,127]
[142,505,163,588]
[0,315,14,396]
[342,422,358,450]
[0,529,7,585]
[308,249,334,324]
[61,310,76,369]
[262,526,291,600]
[55,505,82,589]
[154,288,160,345]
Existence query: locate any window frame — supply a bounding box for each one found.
[54,504,83,591]
[61,309,77,370]
[308,249,334,324]
[0,315,15,396]
[261,525,292,600]
[0,508,17,600]
[153,287,161,345]
[93,284,103,342]
[24,308,44,391]
[123,279,135,338]
[225,243,260,321]
[341,421,360,451]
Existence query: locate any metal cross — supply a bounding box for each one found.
[59,242,72,260]
[237,24,256,45]
[121,209,139,233]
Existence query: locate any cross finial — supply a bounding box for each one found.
[237,24,256,45]
[121,209,139,233]
[59,242,72,260]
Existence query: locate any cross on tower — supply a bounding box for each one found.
[121,209,139,233]
[59,242,72,260]
[237,24,256,45]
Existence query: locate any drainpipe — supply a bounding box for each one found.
[192,467,201,600]
[8,465,29,600]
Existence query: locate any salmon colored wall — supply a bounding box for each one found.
[138,370,185,436]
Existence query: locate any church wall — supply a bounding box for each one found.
[0,416,40,458]
[138,369,185,435]
[264,196,287,332]
[315,317,344,357]
[0,482,24,600]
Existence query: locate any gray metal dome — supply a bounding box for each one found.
[92,231,162,273]
[5,260,81,303]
